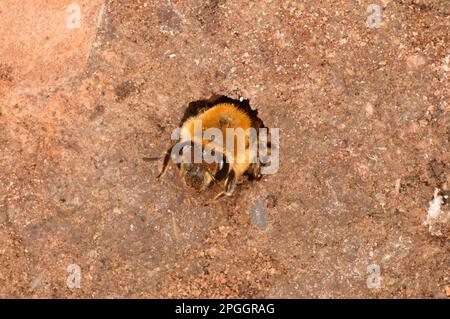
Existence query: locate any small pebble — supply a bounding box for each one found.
[375,193,387,208]
[365,102,374,116]
[250,198,268,230]
[30,275,42,290]
[406,54,426,70]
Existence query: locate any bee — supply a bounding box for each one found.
[156,95,269,202]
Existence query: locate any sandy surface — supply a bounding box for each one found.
[0,0,449,298]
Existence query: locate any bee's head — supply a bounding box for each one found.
[180,162,214,191]
[177,142,228,192]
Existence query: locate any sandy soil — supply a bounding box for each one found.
[0,0,449,298]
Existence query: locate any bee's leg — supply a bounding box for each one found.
[213,170,236,200]
[156,146,174,179]
[204,191,225,205]
[207,192,225,203]
[224,170,236,194]
[247,163,262,181]
[258,140,274,169]
[203,170,236,205]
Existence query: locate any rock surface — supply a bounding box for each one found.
[0,0,449,298]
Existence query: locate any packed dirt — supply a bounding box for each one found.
[0,0,449,298]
